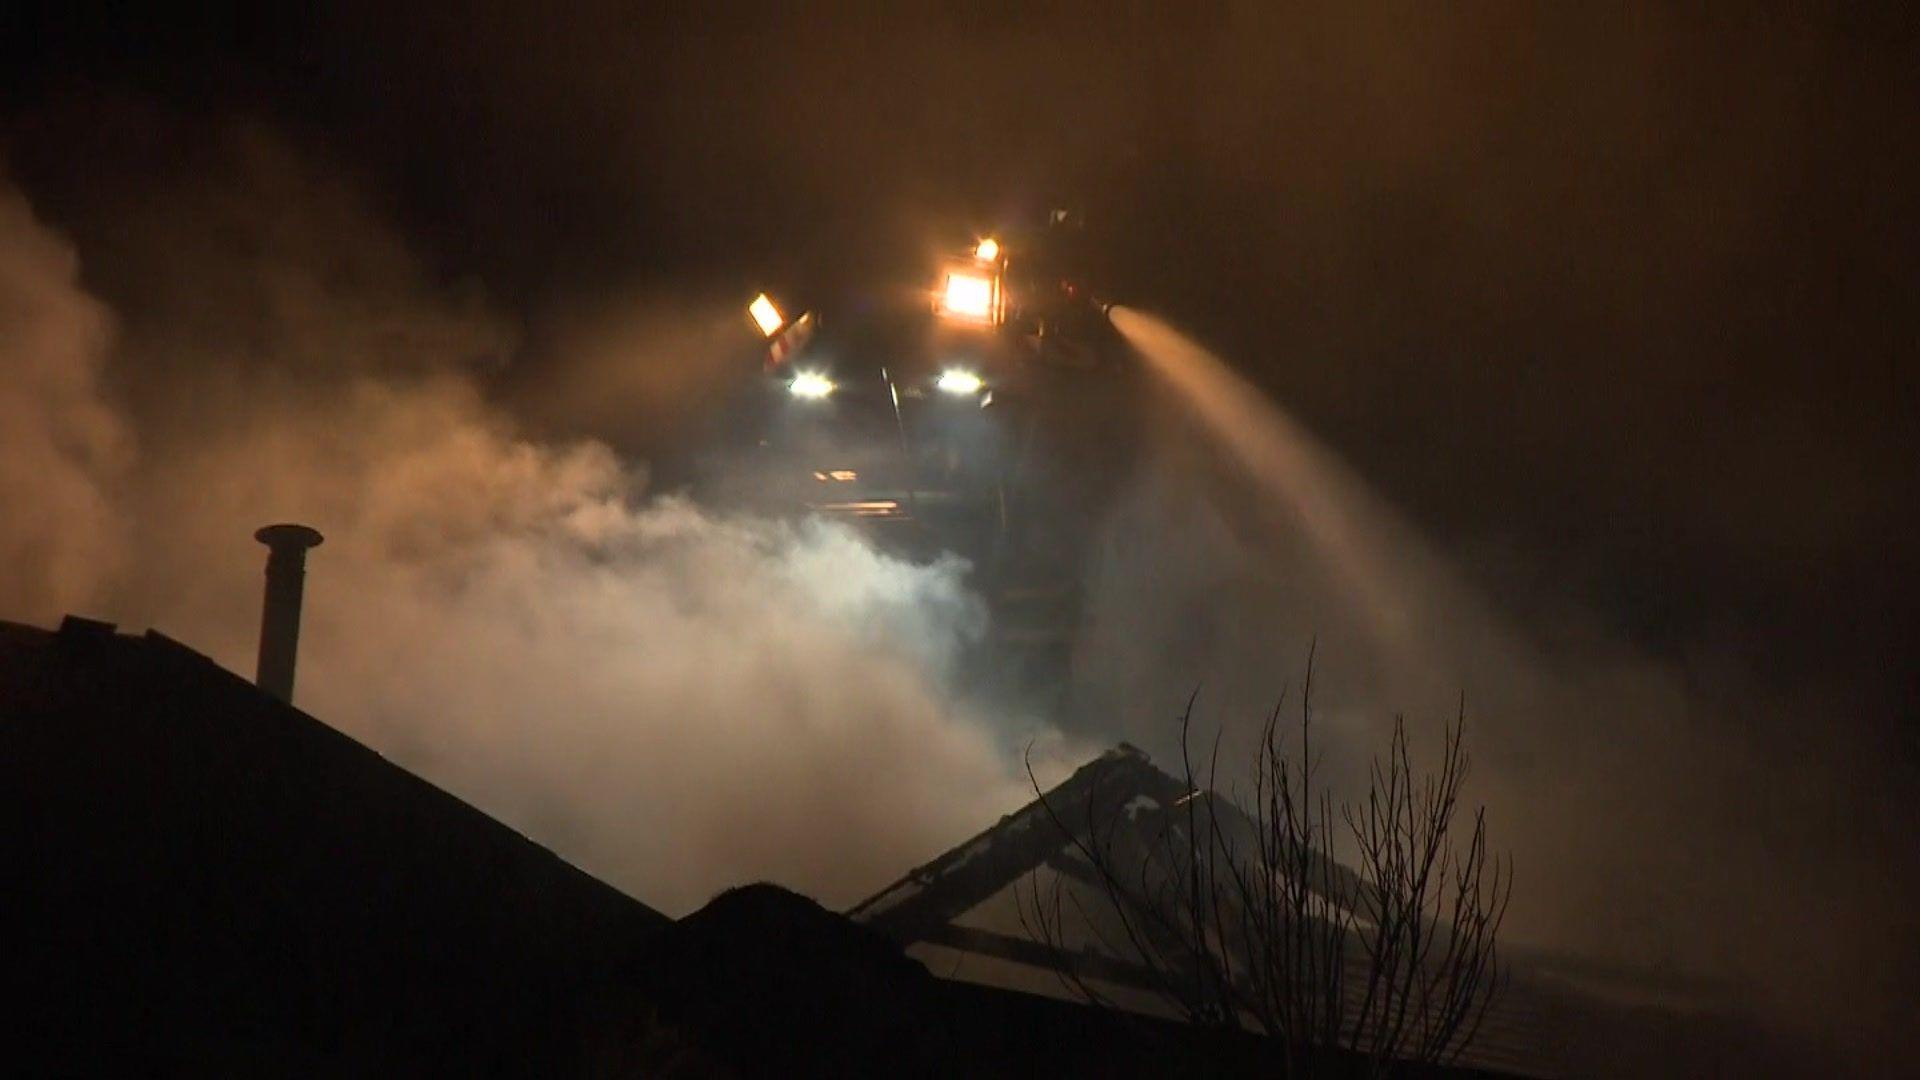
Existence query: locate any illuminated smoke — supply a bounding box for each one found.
[0,182,128,622]
[0,142,1065,916]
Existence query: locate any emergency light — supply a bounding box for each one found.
[749,293,784,337]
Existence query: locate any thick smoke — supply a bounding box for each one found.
[0,181,127,621]
[0,132,1061,914]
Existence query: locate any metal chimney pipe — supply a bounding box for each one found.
[254,523,323,703]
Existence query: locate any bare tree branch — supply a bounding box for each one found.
[1019,654,1511,1076]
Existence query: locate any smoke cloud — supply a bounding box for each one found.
[0,128,1060,914]
[0,180,128,621]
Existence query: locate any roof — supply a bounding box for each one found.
[0,615,1476,1076]
[0,612,1819,1074]
[620,881,1491,1078]
[850,743,1815,1078]
[852,744,1183,944]
[2,615,669,1073]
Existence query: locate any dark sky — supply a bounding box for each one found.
[5,2,1916,716]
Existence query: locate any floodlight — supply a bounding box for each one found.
[940,272,994,321]
[788,370,835,399]
[936,369,984,395]
[749,293,784,337]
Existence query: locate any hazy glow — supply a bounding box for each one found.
[974,237,999,262]
[936,368,984,395]
[941,272,993,321]
[749,293,784,337]
[788,370,835,399]
[0,166,1069,918]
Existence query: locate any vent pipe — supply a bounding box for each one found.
[253,523,323,703]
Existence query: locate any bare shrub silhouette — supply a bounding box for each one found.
[1021,655,1511,1077]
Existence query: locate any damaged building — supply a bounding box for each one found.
[1,559,1812,1075]
[853,747,1818,1077]
[1,613,1455,1075]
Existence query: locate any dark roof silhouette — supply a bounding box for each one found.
[619,883,952,1075]
[611,881,1506,1079]
[1,614,1821,1076]
[2,615,668,1074]
[0,615,1488,1077]
[850,744,1820,1078]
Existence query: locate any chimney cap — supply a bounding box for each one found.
[255,523,324,550]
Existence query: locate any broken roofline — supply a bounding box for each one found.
[849,743,1522,1069]
[848,743,1373,950]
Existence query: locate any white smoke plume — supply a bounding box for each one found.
[0,181,128,621]
[0,132,1058,914]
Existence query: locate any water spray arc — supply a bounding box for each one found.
[1103,307,1516,684]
